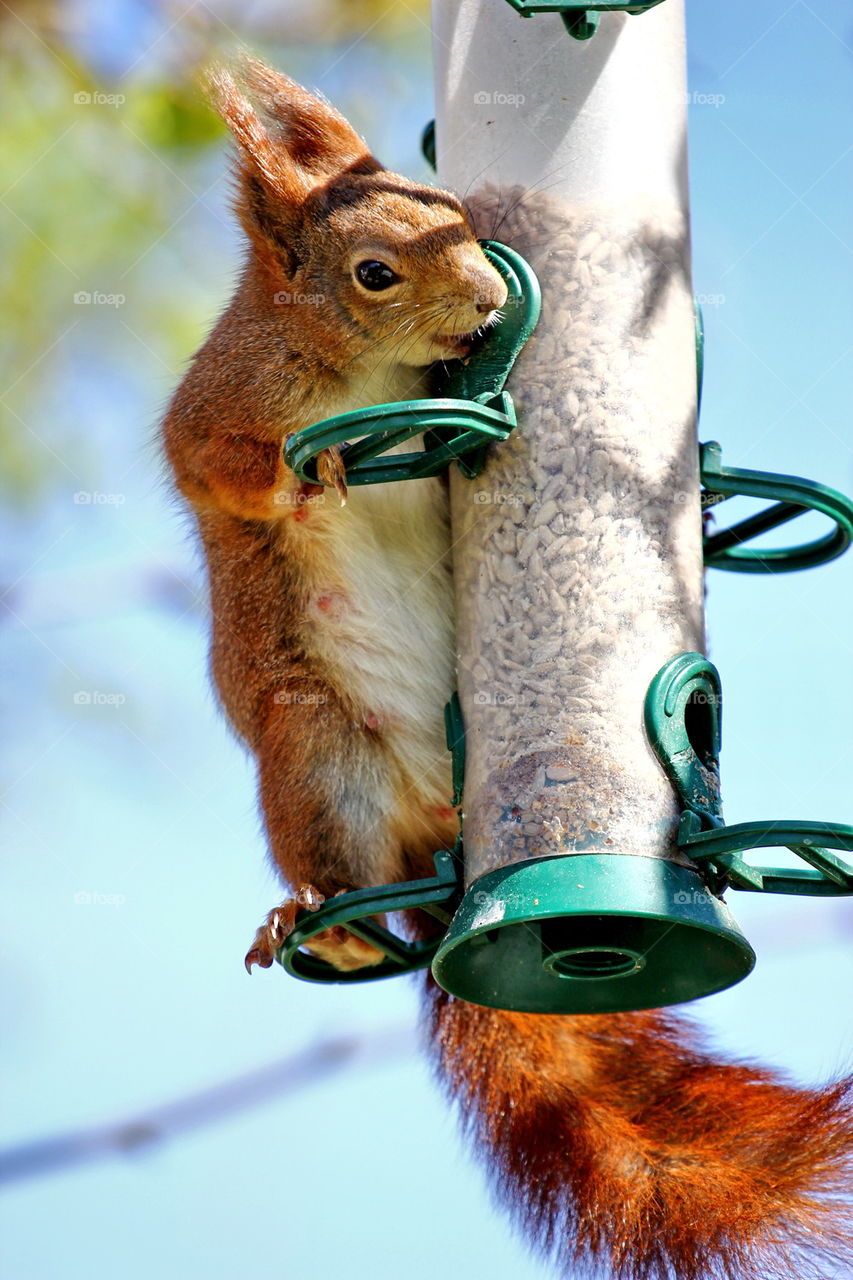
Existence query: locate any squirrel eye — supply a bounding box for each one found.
[355,260,400,291]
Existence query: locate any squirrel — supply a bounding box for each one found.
[162,57,853,1280]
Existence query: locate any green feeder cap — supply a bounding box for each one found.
[431,853,755,1014]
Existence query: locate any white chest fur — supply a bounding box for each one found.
[284,362,456,808]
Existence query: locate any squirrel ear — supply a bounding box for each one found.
[206,58,381,203]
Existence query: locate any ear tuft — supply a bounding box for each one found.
[205,57,381,201]
[236,56,378,175]
[204,63,289,194]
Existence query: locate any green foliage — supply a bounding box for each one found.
[0,41,221,503]
[0,1,432,508]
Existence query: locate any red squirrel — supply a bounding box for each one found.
[162,57,853,1280]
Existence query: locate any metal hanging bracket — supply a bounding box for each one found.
[643,652,723,825]
[645,653,853,898]
[503,1,667,41]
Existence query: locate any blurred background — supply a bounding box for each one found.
[1,1,850,1277]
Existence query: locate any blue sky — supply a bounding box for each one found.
[1,3,851,1279]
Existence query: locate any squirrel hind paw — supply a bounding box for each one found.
[302,925,385,972]
[244,887,326,973]
[315,445,348,506]
[243,888,385,974]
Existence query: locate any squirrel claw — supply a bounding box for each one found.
[244,947,272,974]
[244,886,326,973]
[244,887,387,974]
[315,445,348,506]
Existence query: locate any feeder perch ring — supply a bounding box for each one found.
[278,849,461,984]
[701,441,853,573]
[646,653,853,898]
[678,815,853,897]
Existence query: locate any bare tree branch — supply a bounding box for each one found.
[0,1023,415,1186]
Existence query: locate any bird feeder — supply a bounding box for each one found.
[274,0,853,1014]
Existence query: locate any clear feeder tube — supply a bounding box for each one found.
[432,0,704,886]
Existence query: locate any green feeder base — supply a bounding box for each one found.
[431,852,755,1014]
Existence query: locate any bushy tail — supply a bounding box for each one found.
[424,982,853,1280]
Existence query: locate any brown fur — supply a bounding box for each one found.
[163,57,503,904]
[162,59,853,1280]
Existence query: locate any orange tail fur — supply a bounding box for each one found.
[425,982,853,1280]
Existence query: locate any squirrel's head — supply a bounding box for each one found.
[207,58,508,370]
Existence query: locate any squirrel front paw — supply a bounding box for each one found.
[315,445,348,505]
[244,887,385,973]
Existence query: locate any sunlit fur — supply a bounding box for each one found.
[427,988,853,1280]
[163,59,506,905]
[162,59,853,1280]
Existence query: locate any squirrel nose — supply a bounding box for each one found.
[472,267,508,314]
[476,283,508,313]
